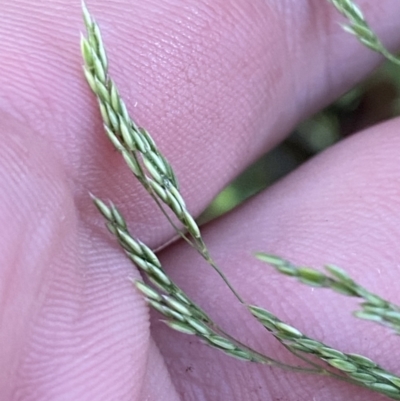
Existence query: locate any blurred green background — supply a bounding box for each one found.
[200,61,400,223]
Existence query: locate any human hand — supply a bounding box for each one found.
[2,1,400,400]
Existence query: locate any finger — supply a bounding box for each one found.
[2,1,400,247]
[154,117,400,400]
[0,114,157,400]
[138,339,182,401]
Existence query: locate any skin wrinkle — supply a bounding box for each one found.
[14,237,149,400]
[0,114,151,400]
[0,122,75,400]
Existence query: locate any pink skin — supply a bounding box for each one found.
[1,0,400,400]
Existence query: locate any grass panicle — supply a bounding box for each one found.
[249,304,400,399]
[92,196,347,372]
[82,1,400,399]
[256,253,400,334]
[328,0,400,65]
[90,196,281,366]
[81,0,243,303]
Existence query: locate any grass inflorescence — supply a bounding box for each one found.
[256,253,400,334]
[81,0,400,398]
[328,0,400,65]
